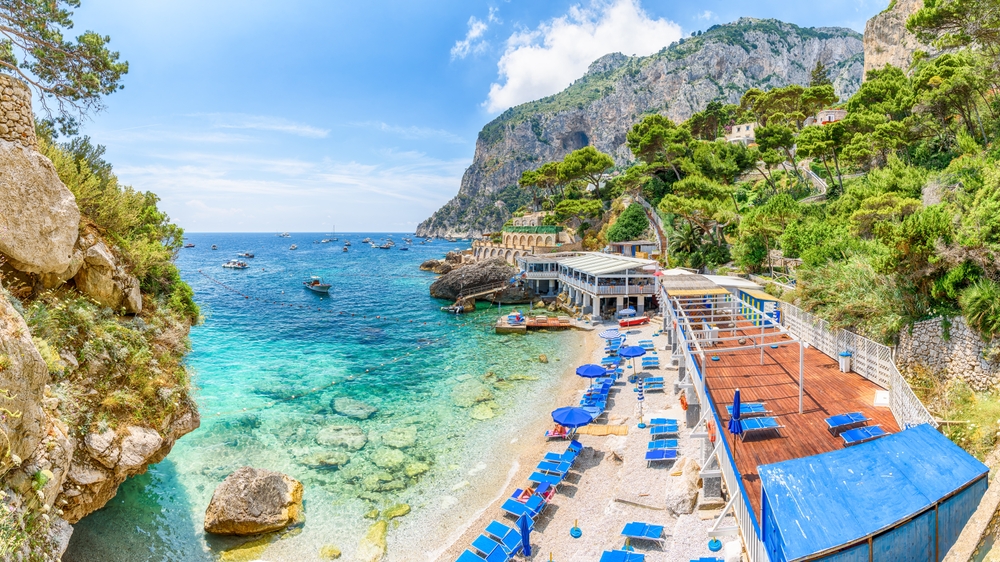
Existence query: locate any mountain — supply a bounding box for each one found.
[417,18,865,238]
[863,0,931,75]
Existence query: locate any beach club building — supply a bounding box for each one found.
[515,252,658,318]
[657,273,987,561]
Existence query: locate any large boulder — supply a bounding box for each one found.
[665,457,702,516]
[331,397,377,420]
[429,258,516,300]
[0,292,49,469]
[0,140,80,274]
[73,239,142,314]
[204,466,304,535]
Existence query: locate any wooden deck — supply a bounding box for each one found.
[696,327,899,518]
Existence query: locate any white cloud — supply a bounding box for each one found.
[451,16,490,60]
[353,121,466,144]
[198,113,330,138]
[488,6,501,24]
[484,0,682,113]
[695,10,715,21]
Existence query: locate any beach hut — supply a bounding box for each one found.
[758,424,987,562]
[738,289,781,327]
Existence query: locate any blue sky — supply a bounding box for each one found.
[67,0,888,233]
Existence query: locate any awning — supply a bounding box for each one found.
[666,288,731,297]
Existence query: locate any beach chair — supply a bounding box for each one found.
[544,449,578,464]
[484,520,524,556]
[528,471,563,487]
[644,382,664,392]
[500,493,545,519]
[725,403,771,418]
[621,521,667,546]
[649,418,678,426]
[645,449,678,466]
[644,377,664,384]
[690,559,724,562]
[739,417,784,441]
[650,426,679,438]
[471,535,511,561]
[647,439,678,450]
[536,460,570,476]
[841,425,888,447]
[825,412,871,436]
[600,551,646,562]
[545,425,570,440]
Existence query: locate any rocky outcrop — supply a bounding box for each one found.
[203,466,304,535]
[418,18,865,237]
[863,0,930,76]
[71,236,143,314]
[0,291,50,472]
[897,316,1000,391]
[429,258,516,301]
[0,139,80,274]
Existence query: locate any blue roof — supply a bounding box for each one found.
[759,424,988,561]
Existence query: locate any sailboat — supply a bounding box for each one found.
[331,225,338,242]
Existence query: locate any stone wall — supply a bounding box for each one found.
[896,316,1000,390]
[0,74,37,149]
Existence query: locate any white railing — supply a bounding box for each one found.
[524,271,558,279]
[596,284,656,295]
[779,302,936,429]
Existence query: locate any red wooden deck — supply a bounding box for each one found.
[696,328,899,518]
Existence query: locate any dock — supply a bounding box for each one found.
[495,314,573,334]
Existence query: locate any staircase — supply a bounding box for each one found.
[633,196,669,261]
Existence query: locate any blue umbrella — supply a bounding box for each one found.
[728,388,743,438]
[576,364,607,378]
[551,406,595,428]
[599,329,621,339]
[618,346,646,359]
[518,513,532,556]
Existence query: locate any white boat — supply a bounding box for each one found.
[278,232,290,238]
[303,276,331,293]
[342,246,348,252]
[211,244,218,250]
[362,237,372,243]
[289,244,298,250]
[238,252,254,258]
[222,259,248,269]
[344,240,351,246]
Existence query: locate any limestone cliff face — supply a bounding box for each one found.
[863,0,930,76]
[418,18,864,238]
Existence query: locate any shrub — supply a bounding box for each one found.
[960,279,1000,340]
[606,203,649,242]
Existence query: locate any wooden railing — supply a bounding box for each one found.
[779,302,937,429]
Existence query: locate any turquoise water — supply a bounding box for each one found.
[65,233,578,561]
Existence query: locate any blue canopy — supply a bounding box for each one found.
[618,346,646,359]
[727,389,743,437]
[617,307,637,317]
[551,406,594,428]
[576,364,607,378]
[759,424,988,561]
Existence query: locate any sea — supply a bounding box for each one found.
[64,232,579,561]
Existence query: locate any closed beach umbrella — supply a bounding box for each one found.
[599,329,621,340]
[727,388,742,437]
[551,406,595,428]
[517,513,532,556]
[576,364,607,378]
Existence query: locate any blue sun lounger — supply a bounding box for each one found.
[621,521,667,545]
[739,417,783,441]
[484,520,524,555]
[544,443,581,463]
[649,418,677,426]
[500,493,545,519]
[647,439,678,450]
[725,403,770,418]
[536,460,570,476]
[472,535,516,561]
[650,426,679,437]
[841,425,888,446]
[825,412,871,435]
[645,449,678,466]
[528,471,563,486]
[456,545,508,562]
[600,550,646,562]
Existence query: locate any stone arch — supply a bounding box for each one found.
[514,251,522,260]
[503,234,510,246]
[545,235,554,246]
[504,250,513,262]
[519,235,526,246]
[491,248,498,258]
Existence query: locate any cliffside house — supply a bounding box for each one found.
[804,108,847,127]
[516,252,657,318]
[472,211,573,264]
[725,122,757,145]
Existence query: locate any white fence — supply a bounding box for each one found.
[779,302,937,429]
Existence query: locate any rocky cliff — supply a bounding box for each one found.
[0,78,198,559]
[863,0,930,76]
[418,18,864,238]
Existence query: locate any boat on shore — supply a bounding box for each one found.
[618,316,650,328]
[222,260,248,269]
[303,276,331,293]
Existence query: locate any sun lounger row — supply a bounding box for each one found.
[824,411,891,446]
[645,419,680,466]
[725,402,770,418]
[456,519,528,562]
[738,417,784,441]
[500,441,583,520]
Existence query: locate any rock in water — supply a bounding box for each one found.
[384,503,410,519]
[429,258,516,300]
[469,404,495,420]
[204,467,304,535]
[332,397,378,420]
[451,380,494,408]
[0,140,80,274]
[316,424,368,450]
[381,426,417,449]
[539,354,548,364]
[355,520,388,562]
[319,544,342,560]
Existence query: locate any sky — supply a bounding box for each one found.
[64,0,889,233]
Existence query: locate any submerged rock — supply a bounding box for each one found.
[316,425,367,451]
[404,462,429,477]
[364,509,380,519]
[219,537,272,562]
[384,503,410,519]
[332,397,378,420]
[539,354,548,363]
[381,427,417,449]
[355,520,388,562]
[370,448,406,470]
[300,451,351,469]
[204,467,304,536]
[469,404,495,420]
[451,380,494,408]
[319,544,342,560]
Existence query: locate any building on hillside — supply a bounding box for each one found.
[608,240,657,259]
[472,212,576,264]
[726,122,757,145]
[516,252,657,318]
[805,108,847,127]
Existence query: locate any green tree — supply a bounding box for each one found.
[755,123,804,182]
[810,60,832,87]
[606,202,649,242]
[737,194,800,276]
[658,175,736,246]
[0,0,129,116]
[626,114,692,180]
[560,146,614,199]
[553,198,602,223]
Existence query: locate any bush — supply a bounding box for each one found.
[960,279,1000,340]
[606,203,649,242]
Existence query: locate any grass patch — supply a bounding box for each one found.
[907,365,1000,459]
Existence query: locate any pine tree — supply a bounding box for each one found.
[810,61,832,87]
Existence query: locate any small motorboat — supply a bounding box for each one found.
[222,260,248,269]
[184,243,195,248]
[278,232,290,238]
[344,240,351,246]
[321,239,331,243]
[618,316,650,328]
[211,245,218,250]
[289,244,298,250]
[362,237,372,244]
[399,247,409,251]
[441,304,467,314]
[342,246,348,252]
[304,276,331,293]
[378,243,392,249]
[238,252,254,258]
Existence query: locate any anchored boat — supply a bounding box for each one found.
[222,259,248,269]
[303,276,331,293]
[289,244,298,250]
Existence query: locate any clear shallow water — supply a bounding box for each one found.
[65,233,577,561]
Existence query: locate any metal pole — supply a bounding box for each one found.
[799,341,804,414]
